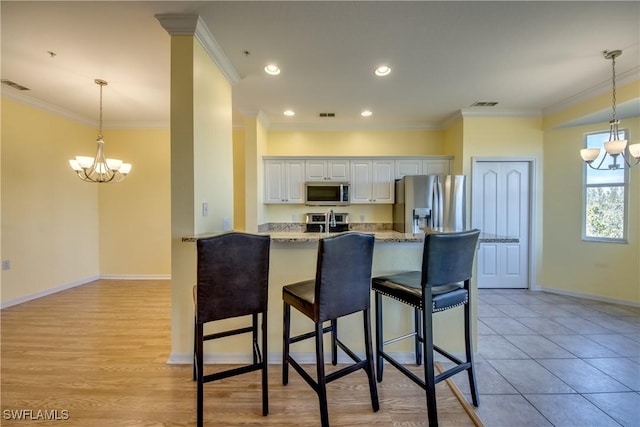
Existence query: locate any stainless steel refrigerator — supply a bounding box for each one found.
[393,175,467,233]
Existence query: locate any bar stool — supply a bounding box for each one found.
[282,232,379,427]
[193,232,270,427]
[372,229,480,427]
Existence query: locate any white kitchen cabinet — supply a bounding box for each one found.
[350,159,395,204]
[395,159,422,178]
[264,159,305,204]
[396,158,451,178]
[423,159,450,175]
[305,159,350,181]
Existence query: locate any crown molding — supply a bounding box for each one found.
[2,88,169,129]
[267,121,441,132]
[2,88,96,127]
[155,14,241,85]
[460,108,542,119]
[441,110,463,129]
[543,65,640,117]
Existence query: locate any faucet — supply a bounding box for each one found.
[325,208,336,233]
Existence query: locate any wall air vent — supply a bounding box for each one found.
[471,101,499,107]
[319,113,336,118]
[1,79,31,91]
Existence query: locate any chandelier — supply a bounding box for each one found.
[580,50,640,170]
[69,79,132,182]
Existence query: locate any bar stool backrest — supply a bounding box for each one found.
[196,232,271,323]
[315,233,375,323]
[421,229,480,288]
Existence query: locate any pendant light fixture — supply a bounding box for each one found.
[69,79,132,182]
[580,50,640,170]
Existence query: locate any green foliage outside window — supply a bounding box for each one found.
[585,186,624,239]
[583,130,628,242]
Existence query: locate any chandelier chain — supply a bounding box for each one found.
[611,52,617,121]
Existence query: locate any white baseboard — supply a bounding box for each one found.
[539,286,640,308]
[100,274,171,280]
[0,275,99,309]
[0,275,171,309]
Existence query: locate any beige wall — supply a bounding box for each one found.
[168,35,234,357]
[1,98,172,307]
[542,116,639,302]
[232,128,246,231]
[267,129,445,156]
[241,115,269,232]
[1,98,99,305]
[462,116,545,286]
[99,129,170,277]
[541,80,639,303]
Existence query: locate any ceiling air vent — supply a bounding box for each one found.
[471,101,499,107]
[1,79,30,91]
[319,113,336,118]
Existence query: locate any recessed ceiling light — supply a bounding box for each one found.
[264,64,281,75]
[361,110,373,117]
[283,110,295,116]
[374,65,391,77]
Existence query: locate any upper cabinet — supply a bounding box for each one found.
[305,159,350,181]
[395,158,451,179]
[423,159,451,175]
[264,159,305,204]
[395,159,422,178]
[264,156,451,205]
[350,159,395,204]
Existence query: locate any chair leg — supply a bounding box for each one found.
[315,322,330,427]
[252,314,259,364]
[422,307,438,427]
[415,307,423,366]
[261,312,269,416]
[282,302,291,385]
[331,319,338,365]
[193,316,197,381]
[363,309,380,412]
[196,322,204,427]
[374,292,384,382]
[464,300,479,407]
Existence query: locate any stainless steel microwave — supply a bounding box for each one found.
[305,182,350,206]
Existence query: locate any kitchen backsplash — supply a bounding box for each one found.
[258,222,393,232]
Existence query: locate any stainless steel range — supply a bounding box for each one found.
[305,211,349,233]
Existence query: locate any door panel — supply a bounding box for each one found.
[473,161,529,289]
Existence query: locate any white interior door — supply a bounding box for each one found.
[472,161,530,289]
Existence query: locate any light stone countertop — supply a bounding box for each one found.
[265,231,424,243]
[183,229,518,244]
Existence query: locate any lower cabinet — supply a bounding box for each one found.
[350,160,395,204]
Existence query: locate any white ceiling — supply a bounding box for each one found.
[2,1,639,131]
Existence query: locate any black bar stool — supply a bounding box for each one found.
[372,229,480,427]
[193,232,271,427]
[282,232,379,427]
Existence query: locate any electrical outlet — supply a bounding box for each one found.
[202,202,209,217]
[360,215,365,222]
[2,260,10,271]
[292,214,298,222]
[222,217,230,231]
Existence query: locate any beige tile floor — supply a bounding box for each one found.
[451,289,640,427]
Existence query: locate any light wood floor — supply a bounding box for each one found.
[1,279,481,426]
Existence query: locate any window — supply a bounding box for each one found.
[583,130,629,242]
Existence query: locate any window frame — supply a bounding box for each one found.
[582,129,629,243]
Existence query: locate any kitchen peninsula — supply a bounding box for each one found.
[183,227,516,363]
